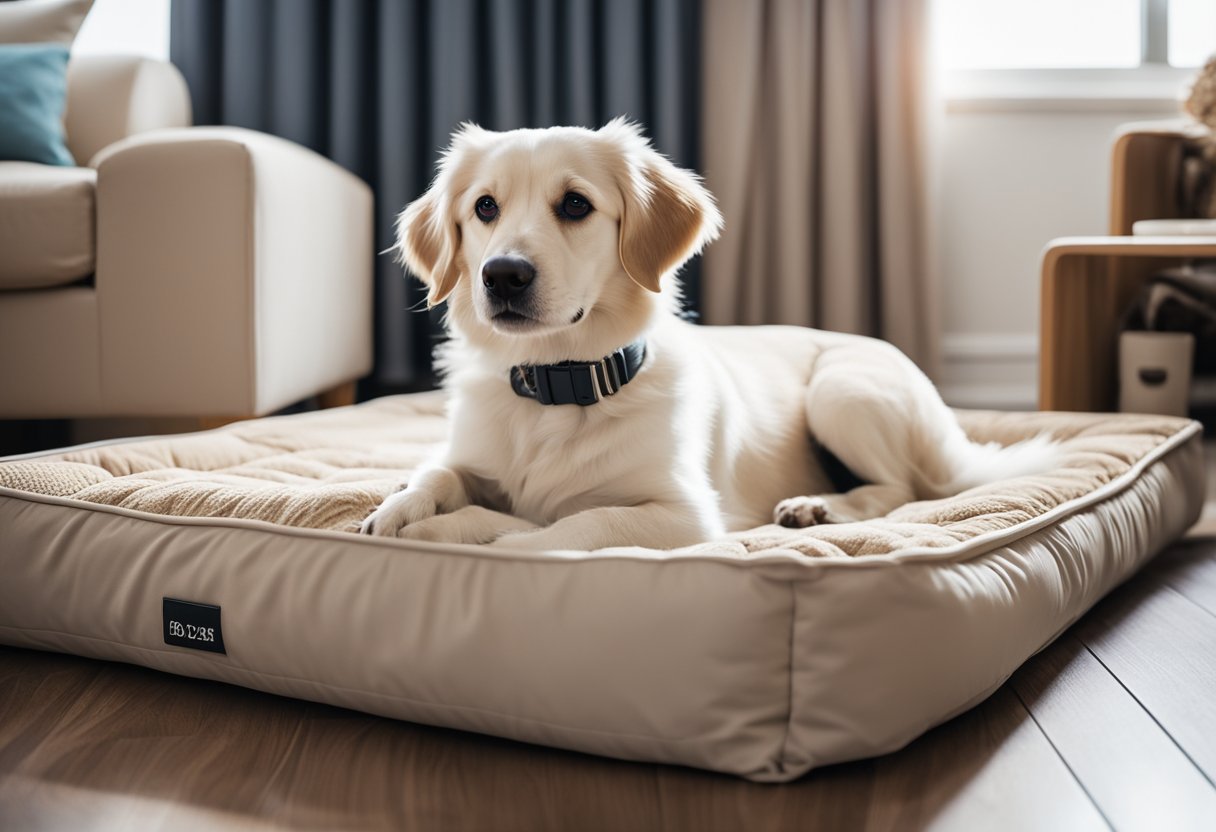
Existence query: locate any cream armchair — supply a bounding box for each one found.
[0,55,373,420]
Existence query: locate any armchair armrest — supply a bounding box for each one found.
[65,56,192,166]
[93,127,373,417]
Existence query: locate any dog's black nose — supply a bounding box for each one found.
[482,256,535,301]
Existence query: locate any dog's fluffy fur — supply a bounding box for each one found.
[360,120,1059,549]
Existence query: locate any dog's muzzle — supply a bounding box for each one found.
[482,255,535,302]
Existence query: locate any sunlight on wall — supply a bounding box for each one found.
[73,0,171,61]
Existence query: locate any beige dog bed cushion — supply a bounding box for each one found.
[0,393,1205,781]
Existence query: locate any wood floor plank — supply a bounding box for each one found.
[0,775,283,832]
[0,657,368,830]
[1012,632,1216,832]
[0,646,1108,832]
[1,649,855,831]
[256,711,671,832]
[1076,569,1216,785]
[0,657,105,773]
[1143,536,1216,618]
[654,756,874,832]
[863,687,1109,832]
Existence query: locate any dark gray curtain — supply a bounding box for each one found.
[170,0,702,393]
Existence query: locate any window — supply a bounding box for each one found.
[1170,0,1216,67]
[72,0,171,62]
[940,0,1215,70]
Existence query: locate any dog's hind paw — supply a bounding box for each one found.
[774,496,830,528]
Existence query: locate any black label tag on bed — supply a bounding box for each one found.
[163,598,226,654]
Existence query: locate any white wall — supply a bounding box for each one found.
[935,98,1179,409]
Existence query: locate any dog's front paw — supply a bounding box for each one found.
[394,516,454,543]
[359,489,438,537]
[395,507,540,545]
[774,496,830,528]
[490,530,549,550]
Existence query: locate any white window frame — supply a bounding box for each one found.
[943,0,1200,113]
[1143,0,1170,65]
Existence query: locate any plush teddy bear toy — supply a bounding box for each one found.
[1183,56,1216,218]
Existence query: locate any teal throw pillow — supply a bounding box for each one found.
[0,43,75,166]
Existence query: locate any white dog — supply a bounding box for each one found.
[360,120,1058,550]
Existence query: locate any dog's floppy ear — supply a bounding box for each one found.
[608,120,723,293]
[395,190,462,307]
[396,123,492,306]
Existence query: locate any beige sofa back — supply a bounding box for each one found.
[65,55,192,166]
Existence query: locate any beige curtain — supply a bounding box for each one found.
[700,0,938,375]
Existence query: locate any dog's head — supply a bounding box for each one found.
[395,119,722,360]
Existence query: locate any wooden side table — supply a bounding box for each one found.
[1039,236,1216,411]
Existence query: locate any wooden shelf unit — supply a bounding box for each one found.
[1039,237,1216,412]
[1039,119,1214,412]
[1108,120,1207,236]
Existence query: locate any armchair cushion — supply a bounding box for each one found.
[0,0,92,46]
[0,161,94,289]
[0,1,94,164]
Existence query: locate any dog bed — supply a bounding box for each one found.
[0,393,1204,781]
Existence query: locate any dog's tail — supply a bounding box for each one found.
[931,431,1064,497]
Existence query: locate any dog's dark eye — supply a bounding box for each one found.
[476,195,498,223]
[559,192,592,220]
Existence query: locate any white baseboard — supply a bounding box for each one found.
[939,332,1038,411]
[938,382,1038,411]
[941,333,1039,362]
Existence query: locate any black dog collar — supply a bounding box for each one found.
[510,341,647,406]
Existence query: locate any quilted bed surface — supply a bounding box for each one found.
[0,395,1206,781]
[0,391,1198,558]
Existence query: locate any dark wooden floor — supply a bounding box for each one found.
[2,474,1214,831]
